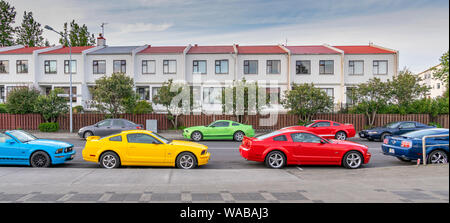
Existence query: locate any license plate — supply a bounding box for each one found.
[389,148,395,154]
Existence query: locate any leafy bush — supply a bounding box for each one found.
[428,122,442,128]
[5,87,40,114]
[132,100,153,114]
[73,105,84,114]
[38,122,60,132]
[0,104,7,113]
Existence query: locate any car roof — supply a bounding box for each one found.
[119,130,152,134]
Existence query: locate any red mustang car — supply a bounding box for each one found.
[239,129,371,169]
[282,120,356,140]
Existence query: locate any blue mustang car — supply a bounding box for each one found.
[359,121,434,141]
[381,128,449,164]
[0,130,76,167]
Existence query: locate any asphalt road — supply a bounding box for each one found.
[47,137,417,170]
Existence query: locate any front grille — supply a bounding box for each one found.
[65,146,73,153]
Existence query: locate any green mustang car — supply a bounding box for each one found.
[183,120,255,142]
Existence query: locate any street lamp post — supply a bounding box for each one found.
[45,25,73,133]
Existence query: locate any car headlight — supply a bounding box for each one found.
[201,150,206,155]
[55,148,63,154]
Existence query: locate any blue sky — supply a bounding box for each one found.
[11,0,450,73]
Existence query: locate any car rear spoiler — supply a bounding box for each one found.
[86,136,101,141]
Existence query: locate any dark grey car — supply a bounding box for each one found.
[77,119,144,139]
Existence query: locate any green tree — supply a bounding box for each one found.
[14,11,45,47]
[152,79,190,129]
[281,83,334,125]
[0,0,16,46]
[350,78,393,126]
[390,68,430,109]
[132,100,154,114]
[34,89,69,122]
[5,87,40,114]
[91,73,138,118]
[433,51,449,91]
[59,20,96,46]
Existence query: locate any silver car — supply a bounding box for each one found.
[77,119,144,139]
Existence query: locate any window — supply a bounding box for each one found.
[273,135,287,141]
[210,121,229,127]
[291,133,323,143]
[16,60,28,73]
[296,60,310,74]
[112,120,127,127]
[312,122,331,127]
[93,60,106,74]
[163,60,177,74]
[232,123,240,126]
[113,60,126,73]
[64,60,77,74]
[152,87,161,101]
[55,86,77,102]
[244,60,258,74]
[137,86,150,100]
[109,135,122,142]
[373,60,387,75]
[97,120,112,127]
[319,60,334,74]
[0,133,13,143]
[203,87,223,104]
[127,133,161,144]
[266,88,280,104]
[399,122,415,129]
[0,86,5,103]
[44,60,57,74]
[349,60,364,75]
[215,60,228,74]
[333,123,341,126]
[346,87,355,105]
[142,60,156,74]
[0,61,9,73]
[320,88,334,99]
[267,60,281,74]
[193,60,207,74]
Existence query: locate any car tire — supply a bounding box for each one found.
[30,151,51,168]
[428,150,448,164]
[335,131,347,140]
[176,152,197,169]
[342,151,363,169]
[396,157,411,162]
[380,133,391,141]
[191,131,203,142]
[99,151,121,169]
[83,131,94,139]
[265,151,286,169]
[233,131,245,142]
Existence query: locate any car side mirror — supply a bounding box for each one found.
[5,139,15,144]
[320,139,326,144]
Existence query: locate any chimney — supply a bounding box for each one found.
[97,33,106,46]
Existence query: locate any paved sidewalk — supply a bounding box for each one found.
[0,164,447,203]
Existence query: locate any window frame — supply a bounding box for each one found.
[64,60,77,74]
[93,60,106,74]
[163,60,177,74]
[113,60,126,73]
[348,60,364,75]
[244,60,258,74]
[373,60,388,75]
[44,60,57,74]
[16,60,28,74]
[319,60,334,75]
[295,60,311,75]
[142,60,156,74]
[215,60,229,74]
[0,60,9,74]
[193,60,207,74]
[266,60,281,74]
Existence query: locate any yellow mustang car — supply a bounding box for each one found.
[82,130,210,169]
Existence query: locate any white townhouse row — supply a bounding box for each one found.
[0,36,399,113]
[417,64,446,98]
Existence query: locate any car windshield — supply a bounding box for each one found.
[383,122,400,129]
[151,132,171,144]
[402,129,449,139]
[256,131,282,140]
[6,130,38,143]
[304,121,315,127]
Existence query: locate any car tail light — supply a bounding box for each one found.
[136,126,142,129]
[401,141,412,148]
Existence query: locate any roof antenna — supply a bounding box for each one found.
[100,23,108,37]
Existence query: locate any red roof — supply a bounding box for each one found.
[138,46,186,54]
[237,45,287,54]
[286,45,340,54]
[40,46,95,54]
[0,46,48,54]
[188,45,235,54]
[333,45,396,54]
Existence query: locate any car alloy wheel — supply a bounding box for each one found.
[30,152,50,168]
[191,131,202,142]
[84,131,93,139]
[344,152,362,169]
[177,152,197,169]
[336,131,347,140]
[100,152,120,169]
[234,131,245,142]
[429,151,448,164]
[266,151,285,169]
